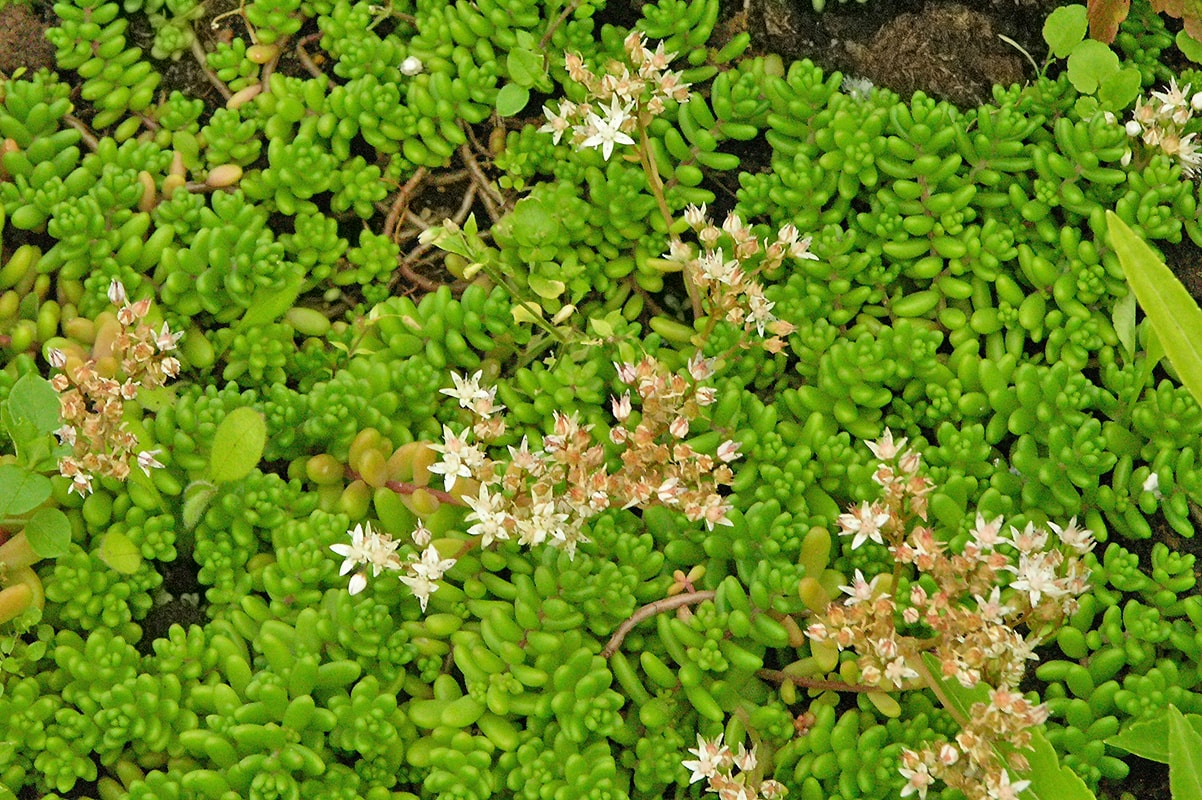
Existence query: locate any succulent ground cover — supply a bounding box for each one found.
[4,0,1202,798]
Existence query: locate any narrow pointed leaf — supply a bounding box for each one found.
[1107,211,1202,410]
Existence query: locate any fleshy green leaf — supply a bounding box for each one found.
[1170,705,1202,800]
[1108,211,1202,410]
[0,465,52,518]
[97,530,142,574]
[1044,4,1089,56]
[208,407,267,483]
[23,508,71,559]
[495,83,531,117]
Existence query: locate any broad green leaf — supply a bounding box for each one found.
[1044,4,1089,56]
[1105,710,1172,762]
[1025,728,1099,800]
[208,406,267,483]
[5,375,60,437]
[1087,0,1130,43]
[1170,705,1202,800]
[183,480,218,530]
[23,508,71,559]
[0,466,52,518]
[1107,211,1202,411]
[495,83,531,117]
[1097,66,1142,111]
[1066,39,1121,94]
[97,530,142,574]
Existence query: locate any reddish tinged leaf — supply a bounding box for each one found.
[1088,0,1130,42]
[1151,0,1183,16]
[1185,0,1202,41]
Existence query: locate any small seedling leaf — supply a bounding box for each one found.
[6,375,61,437]
[1098,66,1142,110]
[183,480,218,530]
[97,530,142,574]
[495,83,530,117]
[208,406,267,483]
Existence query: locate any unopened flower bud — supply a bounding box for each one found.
[107,280,128,307]
[401,56,423,76]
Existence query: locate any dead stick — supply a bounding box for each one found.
[756,668,877,694]
[602,590,716,657]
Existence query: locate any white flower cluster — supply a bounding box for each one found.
[807,431,1096,800]
[682,734,787,800]
[539,30,691,160]
[666,204,813,352]
[329,521,454,611]
[1123,78,1202,177]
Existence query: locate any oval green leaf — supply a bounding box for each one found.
[495,83,530,117]
[1107,211,1202,411]
[97,530,142,574]
[6,374,62,437]
[208,406,267,483]
[25,507,72,559]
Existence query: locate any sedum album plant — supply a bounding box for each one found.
[797,431,1094,800]
[10,0,1202,796]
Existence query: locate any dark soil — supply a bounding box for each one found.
[0,3,57,77]
[740,0,1056,107]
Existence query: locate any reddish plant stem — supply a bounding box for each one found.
[383,166,428,239]
[344,467,466,507]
